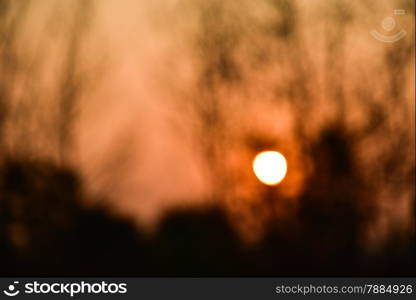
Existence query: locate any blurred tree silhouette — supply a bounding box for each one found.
[0,0,414,276]
[0,0,96,163]
[175,0,413,246]
[55,1,95,163]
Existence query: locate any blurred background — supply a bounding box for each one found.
[0,0,414,276]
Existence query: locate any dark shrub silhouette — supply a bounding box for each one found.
[0,151,414,276]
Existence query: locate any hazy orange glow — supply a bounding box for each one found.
[1,0,412,248]
[252,151,287,186]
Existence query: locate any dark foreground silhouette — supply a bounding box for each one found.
[0,127,414,276]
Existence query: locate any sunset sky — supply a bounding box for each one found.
[1,0,414,247]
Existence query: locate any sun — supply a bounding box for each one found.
[252,151,287,185]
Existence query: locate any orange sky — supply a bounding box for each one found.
[3,0,414,244]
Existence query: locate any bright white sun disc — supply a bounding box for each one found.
[252,151,287,185]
